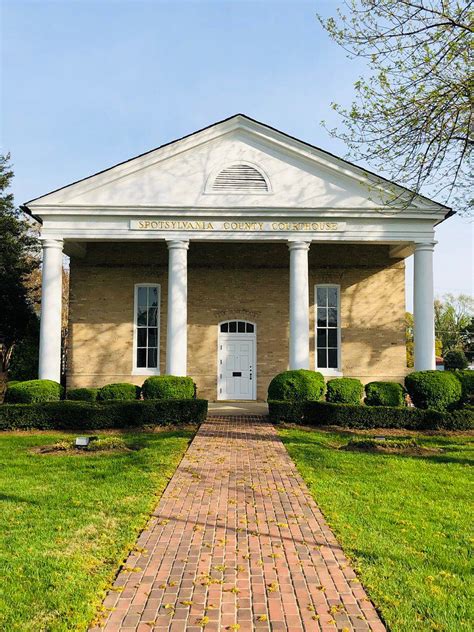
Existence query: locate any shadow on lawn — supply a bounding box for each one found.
[0,492,39,504]
[280,433,473,467]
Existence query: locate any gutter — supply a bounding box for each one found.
[435,207,456,227]
[20,204,42,225]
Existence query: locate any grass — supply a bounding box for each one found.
[279,426,474,632]
[0,429,194,631]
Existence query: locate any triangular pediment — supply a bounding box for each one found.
[25,114,449,215]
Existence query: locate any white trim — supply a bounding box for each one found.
[30,205,445,217]
[314,284,342,375]
[132,283,161,376]
[37,212,438,246]
[217,320,257,401]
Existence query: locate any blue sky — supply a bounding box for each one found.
[1,0,472,308]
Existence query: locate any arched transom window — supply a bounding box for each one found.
[220,320,255,334]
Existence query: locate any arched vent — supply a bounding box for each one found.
[212,164,268,192]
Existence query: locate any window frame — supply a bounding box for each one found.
[314,284,342,376]
[132,283,161,376]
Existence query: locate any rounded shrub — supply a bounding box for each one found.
[4,379,63,404]
[97,383,140,401]
[443,349,468,371]
[267,370,325,402]
[365,381,405,407]
[66,387,99,402]
[326,378,363,405]
[405,370,462,411]
[142,376,195,400]
[453,370,474,404]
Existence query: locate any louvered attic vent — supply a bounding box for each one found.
[212,164,268,192]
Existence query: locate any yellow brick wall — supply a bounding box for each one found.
[67,242,407,399]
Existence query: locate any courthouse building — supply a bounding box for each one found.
[23,115,451,401]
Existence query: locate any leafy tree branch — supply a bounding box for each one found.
[318,0,473,214]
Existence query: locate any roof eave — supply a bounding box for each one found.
[20,204,42,224]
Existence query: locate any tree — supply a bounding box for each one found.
[443,348,468,369]
[434,293,474,353]
[0,154,39,391]
[318,1,473,214]
[405,311,414,367]
[406,310,442,367]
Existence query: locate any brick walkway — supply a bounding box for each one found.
[93,417,385,632]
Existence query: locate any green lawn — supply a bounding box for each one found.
[0,429,193,631]
[279,426,473,632]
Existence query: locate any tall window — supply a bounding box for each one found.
[315,285,341,372]
[134,284,160,373]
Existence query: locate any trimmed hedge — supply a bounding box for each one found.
[405,370,462,411]
[4,379,63,404]
[0,399,208,431]
[454,370,474,404]
[66,388,99,402]
[268,400,306,424]
[267,370,325,402]
[268,400,473,431]
[142,376,195,400]
[97,383,141,401]
[365,381,405,407]
[326,378,363,405]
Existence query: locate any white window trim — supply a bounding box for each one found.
[314,284,343,377]
[132,283,161,376]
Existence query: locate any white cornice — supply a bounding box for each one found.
[29,205,447,221]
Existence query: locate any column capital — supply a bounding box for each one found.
[40,238,64,250]
[288,240,310,252]
[166,239,189,250]
[414,241,436,252]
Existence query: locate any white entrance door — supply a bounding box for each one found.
[218,321,256,400]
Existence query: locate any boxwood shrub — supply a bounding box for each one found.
[405,370,462,411]
[66,388,99,402]
[365,381,405,407]
[4,379,63,404]
[268,400,473,431]
[97,382,141,401]
[142,376,195,400]
[0,403,51,429]
[267,370,325,402]
[0,399,208,431]
[453,370,474,404]
[326,378,363,405]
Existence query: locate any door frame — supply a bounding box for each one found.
[217,321,257,401]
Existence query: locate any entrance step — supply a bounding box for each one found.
[208,401,269,417]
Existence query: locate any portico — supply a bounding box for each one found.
[24,115,450,400]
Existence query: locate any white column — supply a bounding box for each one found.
[38,238,64,382]
[288,241,310,369]
[166,240,189,376]
[414,241,436,371]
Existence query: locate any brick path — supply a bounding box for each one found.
[93,416,385,631]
